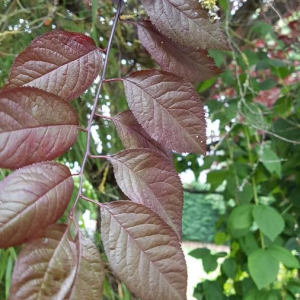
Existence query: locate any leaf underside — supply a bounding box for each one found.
[65,232,105,300]
[0,87,78,169]
[140,0,230,50]
[0,162,74,248]
[9,224,77,300]
[123,69,206,154]
[137,20,222,83]
[101,201,187,300]
[3,31,103,101]
[108,148,183,238]
[112,110,172,158]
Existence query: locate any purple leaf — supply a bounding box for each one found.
[3,31,103,101]
[123,70,206,154]
[108,149,183,238]
[140,0,230,50]
[112,110,172,158]
[137,20,222,83]
[0,87,78,169]
[9,224,77,300]
[101,201,187,300]
[65,232,105,300]
[0,162,74,248]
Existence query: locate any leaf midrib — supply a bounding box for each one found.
[10,48,99,87]
[125,77,204,152]
[0,173,71,235]
[105,206,183,299]
[111,156,179,236]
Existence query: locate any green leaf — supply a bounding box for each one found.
[239,233,259,255]
[287,280,300,295]
[237,183,254,204]
[202,255,219,273]
[221,258,237,279]
[197,77,218,93]
[268,245,299,269]
[209,50,228,67]
[189,248,210,259]
[189,248,218,273]
[202,281,224,300]
[253,205,284,241]
[248,249,279,290]
[259,146,281,177]
[259,79,277,91]
[207,170,228,190]
[214,232,230,245]
[256,290,281,300]
[250,21,275,38]
[227,204,254,238]
[5,256,13,298]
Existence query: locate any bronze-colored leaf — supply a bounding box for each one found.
[101,201,187,300]
[112,110,172,158]
[9,224,77,300]
[66,232,105,300]
[0,87,78,169]
[4,31,103,100]
[123,70,206,154]
[137,20,222,83]
[0,162,73,248]
[108,149,183,238]
[140,0,230,50]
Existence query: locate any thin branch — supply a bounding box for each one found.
[103,78,123,83]
[80,195,102,207]
[184,188,223,195]
[94,113,113,120]
[69,0,123,219]
[89,154,108,159]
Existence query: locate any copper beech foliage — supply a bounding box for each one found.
[0,1,228,299]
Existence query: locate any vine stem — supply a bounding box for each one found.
[69,0,123,219]
[244,128,266,249]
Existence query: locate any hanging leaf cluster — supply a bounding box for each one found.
[0,1,229,299]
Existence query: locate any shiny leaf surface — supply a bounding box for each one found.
[108,149,183,238]
[0,87,78,169]
[101,201,187,300]
[0,162,74,248]
[112,110,171,158]
[137,20,222,83]
[9,224,77,300]
[123,70,206,154]
[66,232,105,300]
[4,31,103,101]
[140,0,230,50]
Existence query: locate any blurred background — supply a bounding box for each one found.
[0,0,299,299]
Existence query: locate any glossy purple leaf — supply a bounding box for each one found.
[0,87,78,169]
[108,149,183,238]
[4,31,103,101]
[123,70,206,154]
[101,201,187,300]
[137,20,222,83]
[65,232,105,300]
[140,0,230,50]
[0,162,74,248]
[112,110,172,158]
[9,224,77,300]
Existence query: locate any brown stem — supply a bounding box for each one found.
[80,195,102,207]
[89,154,109,159]
[94,113,113,120]
[69,0,123,220]
[103,78,123,83]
